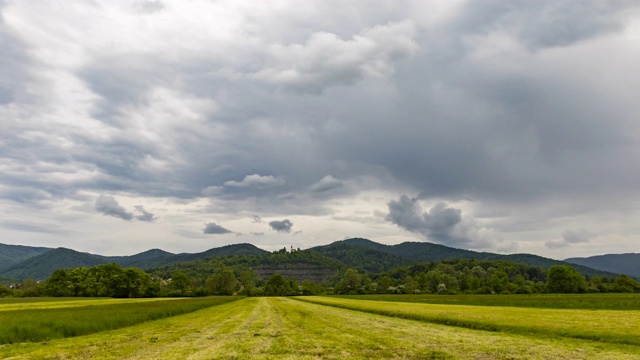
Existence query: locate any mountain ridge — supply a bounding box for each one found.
[0,239,631,281]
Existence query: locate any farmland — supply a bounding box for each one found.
[1,295,639,359]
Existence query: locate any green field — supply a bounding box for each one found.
[0,295,639,359]
[331,293,640,310]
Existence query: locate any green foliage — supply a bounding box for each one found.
[264,274,290,296]
[205,265,238,295]
[0,297,240,344]
[547,265,587,293]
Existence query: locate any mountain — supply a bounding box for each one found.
[1,248,108,280]
[310,240,417,272]
[2,238,621,281]
[318,238,619,278]
[1,243,268,280]
[112,249,176,269]
[0,243,51,271]
[565,253,640,278]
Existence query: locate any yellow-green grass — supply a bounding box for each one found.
[0,296,239,344]
[332,293,640,310]
[0,297,183,312]
[1,297,638,359]
[296,296,640,346]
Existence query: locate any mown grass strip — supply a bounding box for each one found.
[295,296,640,346]
[3,298,639,359]
[0,296,240,344]
[332,293,640,310]
[0,297,181,312]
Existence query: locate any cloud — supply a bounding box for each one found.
[134,205,156,222]
[203,222,232,235]
[269,219,293,233]
[545,229,593,249]
[224,174,285,188]
[252,20,417,93]
[308,175,343,193]
[95,195,156,222]
[386,195,510,251]
[95,195,134,221]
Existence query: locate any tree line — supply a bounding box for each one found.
[1,259,639,298]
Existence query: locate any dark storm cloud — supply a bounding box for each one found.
[269,219,293,233]
[2,1,640,256]
[203,222,232,235]
[386,195,508,251]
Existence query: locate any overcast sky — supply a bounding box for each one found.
[2,0,640,259]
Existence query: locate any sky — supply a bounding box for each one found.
[2,0,640,259]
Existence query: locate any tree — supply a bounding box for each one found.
[613,275,640,293]
[123,267,151,298]
[170,272,192,296]
[206,265,238,295]
[264,273,289,296]
[547,265,587,293]
[69,267,94,297]
[334,269,362,294]
[43,269,72,297]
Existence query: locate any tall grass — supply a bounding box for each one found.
[332,293,640,310]
[297,296,640,346]
[0,296,240,344]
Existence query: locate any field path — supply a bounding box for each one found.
[1,297,639,359]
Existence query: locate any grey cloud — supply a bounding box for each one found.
[386,195,507,251]
[134,205,156,222]
[269,219,293,233]
[95,195,133,221]
[95,195,155,222]
[308,175,343,193]
[203,222,232,235]
[2,1,640,256]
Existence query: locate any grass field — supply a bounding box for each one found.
[0,296,639,359]
[298,296,640,346]
[0,296,239,344]
[331,293,640,310]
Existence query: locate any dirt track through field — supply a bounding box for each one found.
[1,297,639,359]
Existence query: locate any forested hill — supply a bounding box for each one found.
[318,238,620,278]
[0,243,267,281]
[565,254,640,278]
[1,248,107,280]
[0,239,624,281]
[0,243,51,271]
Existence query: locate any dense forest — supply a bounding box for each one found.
[2,253,639,298]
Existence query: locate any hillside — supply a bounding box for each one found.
[330,238,619,278]
[1,238,621,281]
[150,249,346,284]
[310,240,417,272]
[1,248,108,280]
[565,253,640,278]
[0,243,51,271]
[1,243,269,280]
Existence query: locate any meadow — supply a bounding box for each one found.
[0,296,239,344]
[0,295,639,359]
[332,293,640,310]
